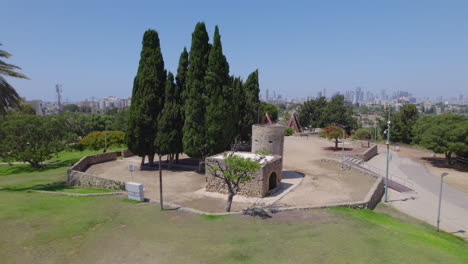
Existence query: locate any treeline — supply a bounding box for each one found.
[377,104,468,163]
[0,110,129,167]
[127,23,260,166]
[296,97,467,163]
[296,95,357,131]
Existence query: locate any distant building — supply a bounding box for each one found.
[24,100,45,116]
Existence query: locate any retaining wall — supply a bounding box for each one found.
[67,171,125,190]
[346,144,378,161]
[67,150,131,190]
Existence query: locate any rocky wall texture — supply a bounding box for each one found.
[346,144,378,161]
[252,124,285,156]
[68,152,117,174]
[365,178,385,209]
[67,171,125,190]
[122,149,135,158]
[205,155,283,198]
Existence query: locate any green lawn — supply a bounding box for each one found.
[0,161,467,263]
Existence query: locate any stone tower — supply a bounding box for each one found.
[251,124,285,156]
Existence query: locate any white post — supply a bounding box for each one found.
[437,172,448,231]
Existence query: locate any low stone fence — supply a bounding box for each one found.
[68,152,117,173]
[346,144,378,161]
[67,171,125,190]
[122,149,135,158]
[66,150,132,190]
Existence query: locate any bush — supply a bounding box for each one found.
[355,129,371,140]
[79,131,125,150]
[285,127,295,136]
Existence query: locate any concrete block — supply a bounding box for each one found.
[125,182,144,201]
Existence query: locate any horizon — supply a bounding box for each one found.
[3,0,468,102]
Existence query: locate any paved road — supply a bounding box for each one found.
[365,149,468,238]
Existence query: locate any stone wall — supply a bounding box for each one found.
[365,178,385,209]
[122,149,135,158]
[252,124,285,156]
[67,170,125,190]
[67,151,125,190]
[205,154,283,198]
[346,144,378,161]
[68,152,117,174]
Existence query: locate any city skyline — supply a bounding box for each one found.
[4,0,468,101]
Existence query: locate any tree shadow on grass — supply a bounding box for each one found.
[421,157,468,173]
[0,164,67,176]
[0,181,69,192]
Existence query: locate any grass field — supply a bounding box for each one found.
[0,151,467,263]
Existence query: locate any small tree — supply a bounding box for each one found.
[412,113,468,164]
[320,125,347,149]
[205,149,262,212]
[0,114,67,167]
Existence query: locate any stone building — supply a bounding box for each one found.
[205,124,285,198]
[205,153,283,197]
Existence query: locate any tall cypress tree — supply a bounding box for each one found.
[176,47,189,93]
[127,29,166,166]
[205,26,232,154]
[183,22,210,162]
[240,70,260,140]
[231,76,245,139]
[155,72,183,167]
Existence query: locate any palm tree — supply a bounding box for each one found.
[0,43,28,113]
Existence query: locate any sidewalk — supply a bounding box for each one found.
[365,149,468,239]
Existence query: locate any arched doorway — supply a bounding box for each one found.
[269,172,277,190]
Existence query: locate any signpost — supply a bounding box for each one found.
[128,164,134,181]
[437,172,449,231]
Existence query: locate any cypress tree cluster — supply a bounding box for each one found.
[127,23,261,167]
[155,72,183,167]
[126,29,166,165]
[182,22,210,160]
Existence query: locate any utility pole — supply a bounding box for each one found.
[437,172,449,231]
[340,128,345,170]
[56,84,62,113]
[384,108,391,202]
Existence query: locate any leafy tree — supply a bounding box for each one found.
[240,70,260,140]
[62,104,80,113]
[205,26,233,155]
[391,104,419,144]
[183,22,210,162]
[15,104,36,115]
[0,43,28,113]
[354,128,371,140]
[412,113,468,164]
[323,95,354,129]
[79,131,125,150]
[285,127,295,136]
[296,97,327,130]
[126,29,166,166]
[205,150,262,212]
[0,114,68,167]
[155,73,184,167]
[320,125,348,149]
[259,101,279,122]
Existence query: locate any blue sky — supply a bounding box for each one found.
[3,0,468,101]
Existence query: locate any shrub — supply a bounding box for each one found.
[79,131,125,150]
[355,129,371,140]
[285,127,295,136]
